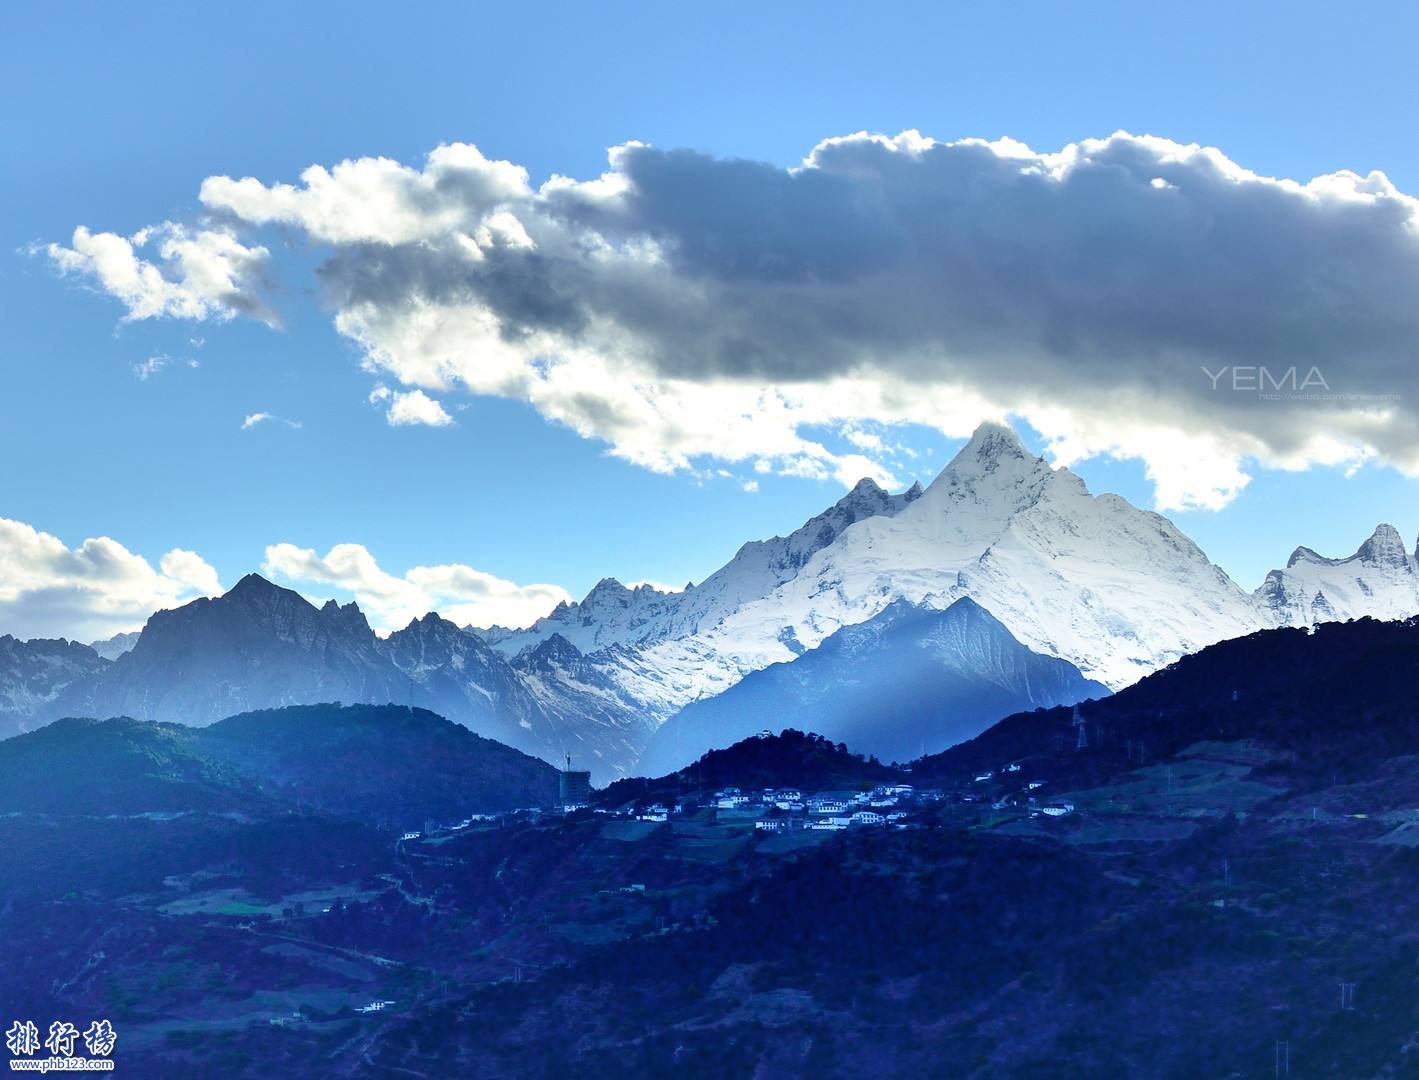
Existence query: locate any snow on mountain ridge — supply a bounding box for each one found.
[653,424,1259,690]
[1255,523,1419,628]
[487,474,924,656]
[7,421,1419,785]
[488,424,1419,731]
[89,631,140,661]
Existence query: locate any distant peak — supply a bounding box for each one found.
[224,573,301,604]
[926,421,1042,492]
[1286,525,1412,570]
[413,611,463,634]
[1357,523,1409,567]
[582,577,630,603]
[230,572,279,594]
[957,420,1031,462]
[904,480,924,498]
[1285,546,1321,568]
[531,632,582,659]
[829,477,891,515]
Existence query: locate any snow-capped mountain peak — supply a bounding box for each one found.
[488,468,925,656]
[682,421,1256,689]
[1256,523,1419,627]
[937,418,1033,473]
[7,421,1418,786]
[1356,523,1411,567]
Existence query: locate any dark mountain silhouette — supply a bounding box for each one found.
[912,614,1419,789]
[599,728,899,808]
[0,703,558,829]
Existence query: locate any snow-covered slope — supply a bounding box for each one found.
[89,631,140,661]
[7,420,1419,785]
[639,597,1107,775]
[645,423,1259,690]
[488,476,923,656]
[483,421,1419,772]
[1253,524,1419,627]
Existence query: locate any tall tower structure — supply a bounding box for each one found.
[559,753,591,809]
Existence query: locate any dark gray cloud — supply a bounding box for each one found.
[54,131,1419,507]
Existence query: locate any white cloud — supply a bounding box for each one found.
[843,428,885,452]
[41,223,273,325]
[158,548,222,596]
[133,354,169,380]
[262,542,570,630]
[0,517,222,641]
[199,143,530,246]
[134,351,200,380]
[242,412,301,430]
[384,388,453,427]
[46,131,1419,509]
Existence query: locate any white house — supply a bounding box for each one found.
[849,811,886,826]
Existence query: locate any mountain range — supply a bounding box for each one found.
[3,421,1418,780]
[11,613,1419,1076]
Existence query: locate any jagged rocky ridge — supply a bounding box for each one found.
[494,422,1419,773]
[0,635,110,739]
[2,422,1417,782]
[13,575,653,782]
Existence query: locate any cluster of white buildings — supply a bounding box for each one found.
[552,751,1084,834]
[692,783,944,832]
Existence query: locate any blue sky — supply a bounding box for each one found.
[4,0,1418,639]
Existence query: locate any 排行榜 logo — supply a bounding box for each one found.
[6,1018,116,1071]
